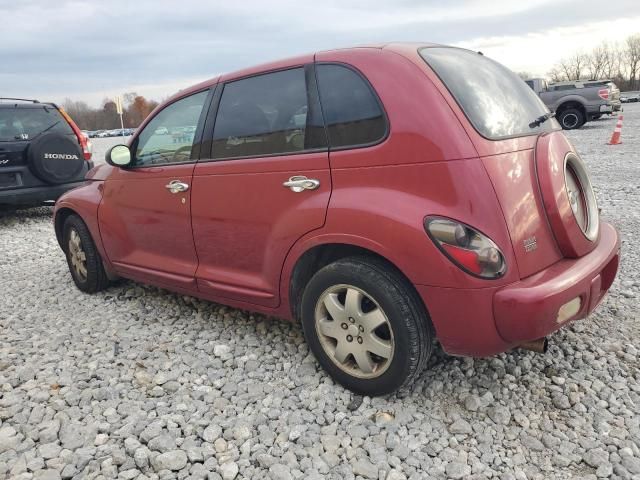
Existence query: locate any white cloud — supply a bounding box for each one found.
[456,16,640,76]
[2,0,639,104]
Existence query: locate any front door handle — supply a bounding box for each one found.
[165,179,190,194]
[283,176,320,193]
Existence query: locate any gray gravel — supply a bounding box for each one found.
[1,105,639,479]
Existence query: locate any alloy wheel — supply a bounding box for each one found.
[563,113,579,129]
[68,229,87,282]
[314,284,394,379]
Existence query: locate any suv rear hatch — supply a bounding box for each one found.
[0,102,77,189]
[419,47,599,279]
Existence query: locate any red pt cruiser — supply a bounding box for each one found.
[54,43,620,395]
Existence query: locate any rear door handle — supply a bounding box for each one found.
[283,176,320,193]
[165,179,189,193]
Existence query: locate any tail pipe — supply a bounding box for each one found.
[519,337,548,354]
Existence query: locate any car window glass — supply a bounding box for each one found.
[134,91,208,166]
[315,64,386,148]
[420,47,557,139]
[0,107,73,142]
[212,68,322,159]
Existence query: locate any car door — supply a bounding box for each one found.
[98,89,212,291]
[191,65,330,307]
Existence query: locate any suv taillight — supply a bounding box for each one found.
[598,88,609,100]
[59,107,92,161]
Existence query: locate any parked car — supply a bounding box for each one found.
[54,44,620,395]
[621,93,639,103]
[0,97,93,207]
[525,78,621,129]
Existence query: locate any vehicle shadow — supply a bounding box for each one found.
[577,123,608,131]
[0,205,53,222]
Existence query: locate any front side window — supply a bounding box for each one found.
[420,47,558,139]
[315,64,386,148]
[133,90,208,166]
[212,68,324,159]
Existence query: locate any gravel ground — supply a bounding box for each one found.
[1,106,639,480]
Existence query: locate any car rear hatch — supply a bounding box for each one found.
[419,47,599,279]
[0,103,77,189]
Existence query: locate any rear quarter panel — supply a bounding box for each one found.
[282,48,520,297]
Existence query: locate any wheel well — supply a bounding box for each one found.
[54,207,76,248]
[556,101,585,116]
[288,243,427,323]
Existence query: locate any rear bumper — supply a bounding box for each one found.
[0,181,87,206]
[417,222,620,356]
[494,222,619,343]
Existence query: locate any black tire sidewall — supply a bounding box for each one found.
[300,259,430,396]
[62,215,108,293]
[559,109,585,130]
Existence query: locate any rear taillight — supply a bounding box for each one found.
[598,88,609,100]
[58,107,92,161]
[425,217,506,279]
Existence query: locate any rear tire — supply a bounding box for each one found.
[300,256,433,396]
[62,214,109,293]
[558,108,585,130]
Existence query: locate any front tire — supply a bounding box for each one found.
[300,256,433,396]
[63,214,109,293]
[558,108,585,130]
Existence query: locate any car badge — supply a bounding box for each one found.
[523,236,537,253]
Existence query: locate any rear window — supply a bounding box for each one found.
[315,64,387,148]
[419,47,557,139]
[0,106,73,142]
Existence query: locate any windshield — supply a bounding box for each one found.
[419,47,559,139]
[0,106,73,142]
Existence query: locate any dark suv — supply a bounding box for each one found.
[0,98,93,207]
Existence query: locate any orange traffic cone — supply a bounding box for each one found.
[607,115,623,145]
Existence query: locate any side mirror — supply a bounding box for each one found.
[106,144,132,167]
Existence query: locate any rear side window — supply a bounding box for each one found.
[551,84,579,91]
[212,68,325,159]
[419,47,556,139]
[0,107,73,142]
[315,64,386,148]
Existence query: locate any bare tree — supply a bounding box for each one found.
[601,43,620,79]
[547,34,640,90]
[625,34,640,90]
[587,43,609,79]
[555,52,588,80]
[547,65,566,82]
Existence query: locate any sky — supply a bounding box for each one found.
[1,0,639,106]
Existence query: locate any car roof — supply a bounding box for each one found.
[0,102,57,109]
[165,42,444,104]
